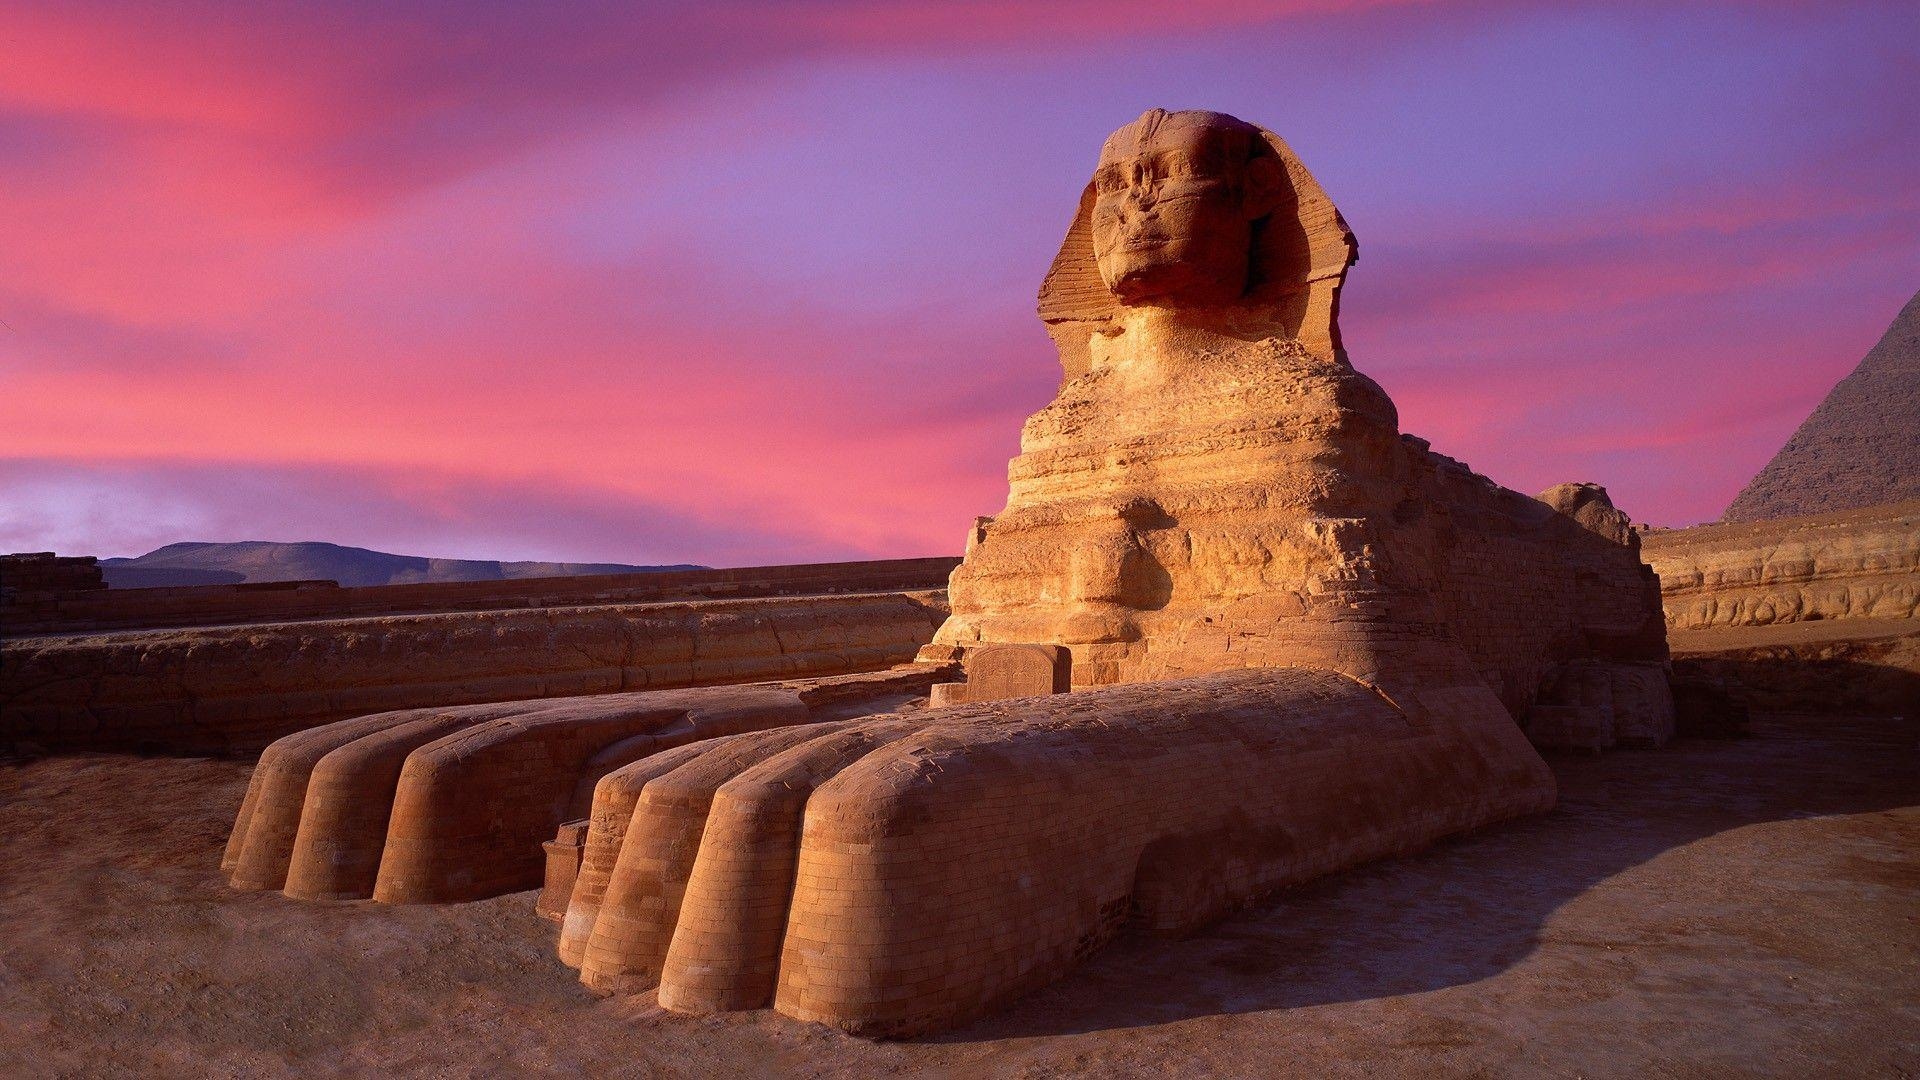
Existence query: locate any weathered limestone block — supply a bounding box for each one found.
[0,552,105,596]
[1668,618,1920,717]
[929,642,1071,706]
[1538,482,1639,550]
[548,110,1665,1036]
[535,820,590,921]
[1644,503,1920,717]
[1,555,959,637]
[1607,663,1677,746]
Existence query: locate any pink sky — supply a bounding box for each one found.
[2,0,1916,565]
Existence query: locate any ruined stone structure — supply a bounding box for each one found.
[528,110,1672,1036]
[927,642,1072,706]
[0,552,107,628]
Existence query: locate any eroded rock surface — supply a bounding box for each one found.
[1644,500,1920,631]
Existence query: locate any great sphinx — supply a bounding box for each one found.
[225,109,1671,1037]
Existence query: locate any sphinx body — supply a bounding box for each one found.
[548,110,1671,1035]
[936,110,1665,709]
[224,109,1670,1037]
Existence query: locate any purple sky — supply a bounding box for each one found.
[2,0,1915,565]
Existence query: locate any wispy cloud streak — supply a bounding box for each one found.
[1,0,1915,562]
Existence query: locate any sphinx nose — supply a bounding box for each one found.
[1123,194,1160,224]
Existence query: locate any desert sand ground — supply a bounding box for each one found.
[2,714,1914,1079]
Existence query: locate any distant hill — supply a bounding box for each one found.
[1722,288,1920,522]
[99,541,703,589]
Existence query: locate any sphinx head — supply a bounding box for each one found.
[1038,110,1357,375]
[1090,109,1286,307]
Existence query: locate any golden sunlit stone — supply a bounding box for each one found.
[554,111,1675,1036]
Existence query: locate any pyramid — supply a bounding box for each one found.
[1722,288,1920,522]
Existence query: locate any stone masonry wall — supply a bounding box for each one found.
[0,553,108,628]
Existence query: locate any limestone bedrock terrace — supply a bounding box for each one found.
[205,109,1682,1039]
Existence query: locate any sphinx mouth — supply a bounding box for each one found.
[1120,236,1173,252]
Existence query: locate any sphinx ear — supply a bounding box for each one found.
[1037,180,1117,383]
[1242,153,1288,221]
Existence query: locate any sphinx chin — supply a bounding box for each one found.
[1056,605,1142,644]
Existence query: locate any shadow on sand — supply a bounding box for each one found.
[1679,656,1920,718]
[929,710,1918,1043]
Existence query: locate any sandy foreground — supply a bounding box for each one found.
[1,715,1914,1079]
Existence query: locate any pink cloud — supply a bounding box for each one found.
[2,0,1914,561]
[0,224,1050,559]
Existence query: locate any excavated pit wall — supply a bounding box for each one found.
[1,591,949,754]
[1642,501,1920,716]
[1643,500,1919,631]
[1,556,960,636]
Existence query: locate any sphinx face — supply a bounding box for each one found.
[1090,111,1266,307]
